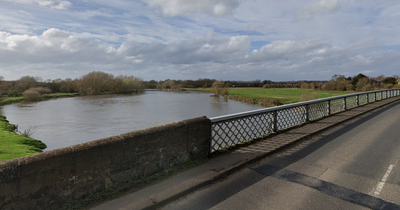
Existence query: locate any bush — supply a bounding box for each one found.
[211,80,228,96]
[28,87,52,94]
[23,90,41,101]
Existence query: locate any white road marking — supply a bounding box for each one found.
[374,164,394,196]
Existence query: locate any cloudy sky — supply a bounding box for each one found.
[0,0,399,81]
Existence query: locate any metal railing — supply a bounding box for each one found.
[210,89,400,153]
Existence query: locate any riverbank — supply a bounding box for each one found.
[0,93,80,106]
[0,93,80,161]
[0,115,46,161]
[187,88,350,106]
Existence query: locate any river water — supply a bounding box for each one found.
[1,91,262,151]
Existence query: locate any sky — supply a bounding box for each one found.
[0,0,399,81]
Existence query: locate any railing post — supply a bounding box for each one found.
[305,104,309,122]
[344,97,347,110]
[366,93,369,104]
[327,100,331,115]
[273,111,278,133]
[380,91,382,100]
[356,95,359,106]
[374,92,376,101]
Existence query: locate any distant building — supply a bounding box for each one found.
[370,80,382,86]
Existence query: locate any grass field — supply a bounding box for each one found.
[190,88,351,106]
[0,115,46,161]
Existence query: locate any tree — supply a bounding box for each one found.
[351,73,367,86]
[211,80,228,96]
[77,71,114,95]
[16,76,37,92]
[383,77,397,85]
[356,77,371,91]
[118,75,144,93]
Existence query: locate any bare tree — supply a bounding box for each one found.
[16,76,37,92]
[211,80,228,96]
[77,71,114,95]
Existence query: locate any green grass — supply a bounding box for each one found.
[0,97,24,105]
[0,115,46,161]
[227,88,349,104]
[189,88,351,106]
[0,93,80,105]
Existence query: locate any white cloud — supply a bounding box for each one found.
[117,32,250,64]
[5,0,72,10]
[142,0,240,17]
[0,29,116,64]
[2,27,399,81]
[295,0,339,21]
[249,39,329,62]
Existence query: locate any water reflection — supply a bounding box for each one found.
[1,91,262,151]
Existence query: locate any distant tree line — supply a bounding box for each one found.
[148,74,399,92]
[0,71,144,97]
[297,74,400,91]
[1,72,399,99]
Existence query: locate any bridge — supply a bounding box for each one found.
[162,97,400,210]
[1,89,400,209]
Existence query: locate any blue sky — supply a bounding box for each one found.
[0,0,399,81]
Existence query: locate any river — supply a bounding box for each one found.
[0,91,262,151]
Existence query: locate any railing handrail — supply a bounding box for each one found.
[210,89,399,123]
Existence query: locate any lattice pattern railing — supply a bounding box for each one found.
[210,89,400,152]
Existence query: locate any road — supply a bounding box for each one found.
[163,101,400,210]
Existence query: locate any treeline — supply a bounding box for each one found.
[0,71,144,97]
[1,72,399,98]
[297,74,400,91]
[149,74,399,91]
[149,79,314,90]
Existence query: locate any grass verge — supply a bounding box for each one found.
[0,93,80,105]
[0,97,24,105]
[0,115,46,161]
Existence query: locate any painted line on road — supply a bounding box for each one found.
[374,164,394,196]
[252,164,400,210]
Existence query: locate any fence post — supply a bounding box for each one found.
[356,95,359,107]
[327,100,331,115]
[374,92,376,101]
[344,97,347,110]
[273,111,278,133]
[305,104,309,122]
[366,93,369,104]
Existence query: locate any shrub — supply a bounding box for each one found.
[28,87,52,94]
[23,90,41,101]
[211,80,228,96]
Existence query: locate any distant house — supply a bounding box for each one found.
[370,80,382,86]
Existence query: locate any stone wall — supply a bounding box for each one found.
[0,116,211,210]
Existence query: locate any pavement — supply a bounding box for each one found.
[90,96,400,210]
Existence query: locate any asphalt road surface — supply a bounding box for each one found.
[163,101,400,210]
